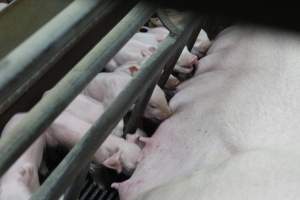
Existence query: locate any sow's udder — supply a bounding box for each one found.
[116,26,300,200]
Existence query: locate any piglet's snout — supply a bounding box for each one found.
[160,107,173,120]
[182,56,199,70]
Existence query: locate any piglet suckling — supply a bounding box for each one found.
[45,111,142,174]
[115,63,180,90]
[135,26,200,75]
[174,46,198,75]
[64,93,124,137]
[107,26,202,78]
[0,114,46,200]
[83,72,172,121]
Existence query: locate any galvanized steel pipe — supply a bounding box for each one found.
[0,0,157,177]
[30,12,199,200]
[0,0,137,115]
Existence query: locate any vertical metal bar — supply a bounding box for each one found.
[158,48,183,87]
[124,80,158,134]
[157,9,181,34]
[126,13,203,133]
[159,14,202,87]
[186,18,203,50]
[64,163,90,200]
[0,0,157,178]
[30,13,198,200]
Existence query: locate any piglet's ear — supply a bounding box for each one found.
[129,66,139,76]
[148,47,156,53]
[126,133,145,149]
[103,151,122,173]
[126,133,138,143]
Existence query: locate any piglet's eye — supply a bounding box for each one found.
[149,104,156,109]
[140,27,149,33]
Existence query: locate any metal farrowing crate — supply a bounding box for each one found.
[0,0,206,199]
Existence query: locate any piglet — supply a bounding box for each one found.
[109,39,156,67]
[191,29,212,58]
[146,27,169,43]
[45,112,141,175]
[174,46,198,75]
[64,93,124,137]
[132,32,159,47]
[115,63,180,90]
[0,113,46,200]
[83,72,172,121]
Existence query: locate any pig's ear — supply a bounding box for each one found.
[126,133,145,148]
[103,151,122,173]
[19,163,35,185]
[148,47,156,53]
[139,136,152,147]
[126,133,139,143]
[128,65,140,76]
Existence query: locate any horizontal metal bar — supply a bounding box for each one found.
[0,0,156,178]
[30,12,199,200]
[0,0,133,115]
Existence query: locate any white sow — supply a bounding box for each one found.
[114,25,300,200]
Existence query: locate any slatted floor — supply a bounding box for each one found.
[79,172,119,200]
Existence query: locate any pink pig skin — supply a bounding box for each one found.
[0,114,46,200]
[116,25,300,200]
[45,111,141,174]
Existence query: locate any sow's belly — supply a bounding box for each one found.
[117,25,300,200]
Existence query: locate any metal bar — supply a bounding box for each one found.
[159,14,202,87]
[157,9,181,34]
[0,0,137,132]
[126,14,202,132]
[124,80,157,134]
[64,163,90,200]
[30,12,198,200]
[0,0,156,178]
[158,48,183,87]
[186,18,203,50]
[0,0,135,115]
